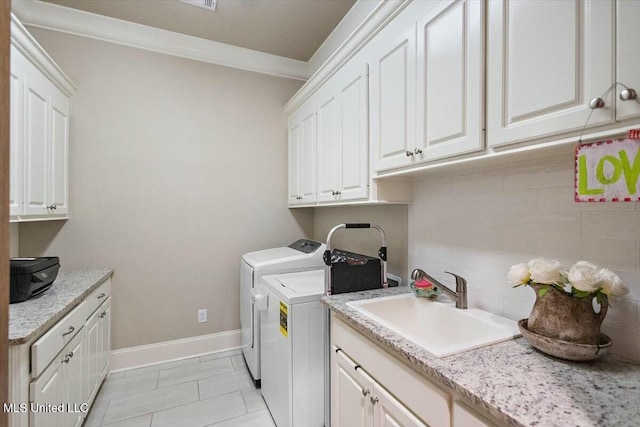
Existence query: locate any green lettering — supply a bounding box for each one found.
[596,155,622,185]
[618,149,640,195]
[578,155,603,195]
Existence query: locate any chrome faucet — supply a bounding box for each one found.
[411,268,468,309]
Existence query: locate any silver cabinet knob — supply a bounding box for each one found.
[47,204,57,210]
[414,148,423,155]
[361,388,370,397]
[620,88,638,101]
[370,396,379,405]
[405,150,414,157]
[589,97,605,109]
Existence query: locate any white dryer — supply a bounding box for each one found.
[240,239,325,387]
[257,269,327,427]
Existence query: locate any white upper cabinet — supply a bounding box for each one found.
[371,0,484,174]
[288,99,317,206]
[616,0,640,122]
[369,12,417,172]
[416,0,484,161]
[317,59,369,203]
[487,0,615,147]
[10,56,23,217]
[10,15,75,221]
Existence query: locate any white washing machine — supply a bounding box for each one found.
[240,239,325,387]
[256,269,327,427]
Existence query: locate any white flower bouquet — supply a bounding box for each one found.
[508,258,629,305]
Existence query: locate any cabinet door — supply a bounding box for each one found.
[22,58,51,216]
[487,0,614,147]
[30,357,64,427]
[98,301,111,379]
[316,87,340,202]
[9,46,24,216]
[49,91,69,215]
[288,102,317,206]
[337,62,369,201]
[416,0,484,160]
[318,61,369,203]
[63,332,86,427]
[373,383,428,427]
[370,22,416,172]
[30,330,84,427]
[299,104,317,204]
[85,309,100,403]
[331,348,374,427]
[616,0,640,121]
[288,118,301,205]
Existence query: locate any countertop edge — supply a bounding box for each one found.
[9,268,114,346]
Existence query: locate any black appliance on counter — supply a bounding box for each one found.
[10,257,60,303]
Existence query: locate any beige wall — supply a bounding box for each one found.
[408,152,640,362]
[18,29,313,350]
[313,205,408,284]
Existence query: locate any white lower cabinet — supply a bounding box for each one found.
[86,298,111,404]
[332,347,427,427]
[9,279,112,427]
[331,313,496,427]
[331,314,451,427]
[452,402,493,427]
[30,329,85,427]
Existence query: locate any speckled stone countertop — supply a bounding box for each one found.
[322,286,640,427]
[9,268,114,345]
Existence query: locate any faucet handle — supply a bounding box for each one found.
[444,271,467,290]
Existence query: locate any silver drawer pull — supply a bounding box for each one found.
[62,326,75,337]
[97,293,106,299]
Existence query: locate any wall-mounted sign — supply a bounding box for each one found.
[575,137,640,202]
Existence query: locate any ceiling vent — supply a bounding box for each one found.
[178,0,217,12]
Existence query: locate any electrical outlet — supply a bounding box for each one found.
[198,309,207,323]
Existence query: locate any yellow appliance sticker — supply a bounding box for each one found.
[279,301,288,338]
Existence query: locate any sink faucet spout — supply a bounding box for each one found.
[411,268,468,309]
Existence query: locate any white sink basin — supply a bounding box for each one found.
[346,293,521,357]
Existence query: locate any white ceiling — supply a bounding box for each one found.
[40,0,357,61]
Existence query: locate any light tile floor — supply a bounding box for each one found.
[83,349,276,427]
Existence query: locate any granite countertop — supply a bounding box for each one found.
[322,287,640,427]
[9,268,114,345]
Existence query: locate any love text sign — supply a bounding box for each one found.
[575,138,640,202]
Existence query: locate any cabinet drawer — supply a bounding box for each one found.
[31,300,87,377]
[85,278,112,318]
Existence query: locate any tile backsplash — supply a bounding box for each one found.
[408,153,640,362]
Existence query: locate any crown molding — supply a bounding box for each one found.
[284,0,409,114]
[10,13,77,96]
[11,0,310,81]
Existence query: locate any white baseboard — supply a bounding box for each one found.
[110,329,242,372]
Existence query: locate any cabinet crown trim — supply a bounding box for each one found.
[11,1,308,81]
[11,13,77,96]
